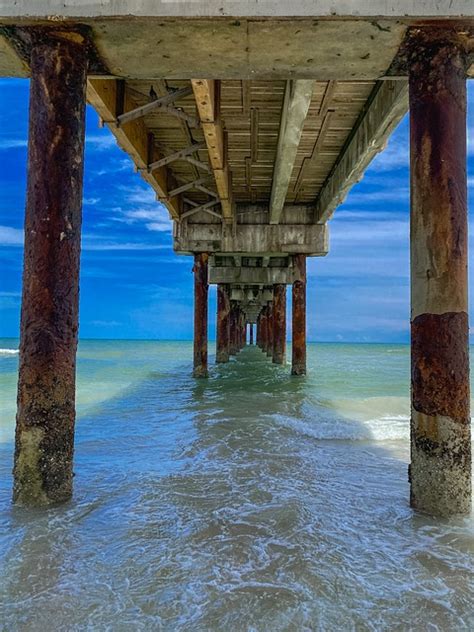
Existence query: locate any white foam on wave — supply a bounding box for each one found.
[274,409,410,443]
[0,348,19,356]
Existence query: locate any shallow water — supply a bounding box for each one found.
[0,340,473,631]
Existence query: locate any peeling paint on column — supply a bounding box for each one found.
[13,32,87,507]
[408,27,471,517]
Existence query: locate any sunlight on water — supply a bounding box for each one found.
[0,340,473,630]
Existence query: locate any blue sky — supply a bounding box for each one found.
[0,79,472,342]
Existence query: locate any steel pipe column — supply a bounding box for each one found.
[272,284,286,365]
[216,284,230,363]
[292,255,307,375]
[13,32,88,506]
[193,253,209,377]
[408,28,471,516]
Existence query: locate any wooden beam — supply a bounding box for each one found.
[147,141,206,171]
[168,176,210,198]
[192,79,234,223]
[181,199,221,220]
[87,78,181,219]
[116,85,194,126]
[314,80,408,223]
[269,80,314,224]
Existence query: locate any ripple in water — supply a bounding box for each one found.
[0,341,473,630]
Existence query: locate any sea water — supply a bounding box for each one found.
[0,339,472,631]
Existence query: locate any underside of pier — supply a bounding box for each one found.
[1,1,473,517]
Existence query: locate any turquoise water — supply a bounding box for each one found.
[0,339,473,630]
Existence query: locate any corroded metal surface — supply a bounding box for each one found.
[13,33,87,507]
[266,304,274,358]
[272,284,286,365]
[291,255,306,376]
[193,253,209,377]
[408,28,471,516]
[216,284,230,363]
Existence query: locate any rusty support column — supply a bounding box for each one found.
[408,28,470,516]
[260,308,267,352]
[216,284,230,363]
[193,253,209,378]
[256,316,260,347]
[292,255,307,375]
[13,32,88,507]
[249,323,254,345]
[229,304,236,355]
[272,284,286,365]
[266,303,274,358]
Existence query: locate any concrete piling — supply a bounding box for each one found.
[193,253,209,378]
[249,323,254,345]
[272,285,286,365]
[292,255,307,376]
[408,28,471,516]
[13,32,88,507]
[216,284,230,363]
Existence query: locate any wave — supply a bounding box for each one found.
[0,348,19,356]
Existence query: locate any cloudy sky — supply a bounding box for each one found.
[0,79,472,342]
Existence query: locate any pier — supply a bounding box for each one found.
[0,1,472,516]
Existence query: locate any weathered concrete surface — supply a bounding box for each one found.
[3,1,474,19]
[174,221,328,257]
[216,284,230,363]
[292,255,307,376]
[409,28,471,517]
[272,284,286,365]
[193,253,209,377]
[209,266,299,286]
[13,32,87,507]
[315,80,408,223]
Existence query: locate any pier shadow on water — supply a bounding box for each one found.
[0,344,473,631]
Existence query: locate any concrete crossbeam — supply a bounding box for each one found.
[270,80,314,224]
[209,266,300,285]
[174,221,328,257]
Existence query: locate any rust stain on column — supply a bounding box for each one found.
[13,33,88,506]
[273,285,286,365]
[260,308,267,352]
[193,253,209,377]
[292,255,307,376]
[408,27,471,516]
[229,304,237,355]
[216,284,230,363]
[266,303,274,358]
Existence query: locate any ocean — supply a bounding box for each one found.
[0,339,473,630]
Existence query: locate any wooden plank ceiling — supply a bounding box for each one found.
[88,79,376,220]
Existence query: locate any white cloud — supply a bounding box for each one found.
[0,138,27,150]
[0,225,23,245]
[86,135,117,151]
